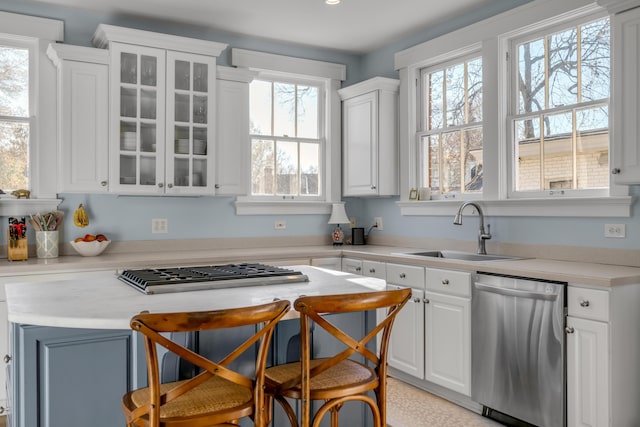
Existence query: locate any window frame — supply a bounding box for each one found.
[394,1,631,218]
[231,48,345,216]
[249,73,326,201]
[417,51,484,199]
[0,12,63,216]
[0,36,33,192]
[506,13,611,200]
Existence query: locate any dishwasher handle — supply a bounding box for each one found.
[474,282,559,301]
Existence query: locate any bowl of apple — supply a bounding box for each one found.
[70,234,110,257]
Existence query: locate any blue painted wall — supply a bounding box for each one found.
[4,0,637,251]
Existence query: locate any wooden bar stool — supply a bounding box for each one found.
[122,299,290,427]
[265,288,411,427]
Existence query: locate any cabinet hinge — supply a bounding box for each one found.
[506,51,510,61]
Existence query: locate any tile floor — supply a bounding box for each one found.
[386,377,502,427]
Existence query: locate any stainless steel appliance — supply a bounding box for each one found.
[119,263,308,294]
[472,273,566,427]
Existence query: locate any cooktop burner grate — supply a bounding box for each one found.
[119,263,309,294]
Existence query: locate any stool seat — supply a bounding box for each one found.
[266,358,378,400]
[125,376,253,420]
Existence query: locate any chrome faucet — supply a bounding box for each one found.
[453,201,491,255]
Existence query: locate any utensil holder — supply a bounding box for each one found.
[7,236,28,261]
[36,230,59,259]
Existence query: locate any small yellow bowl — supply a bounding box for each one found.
[69,240,110,257]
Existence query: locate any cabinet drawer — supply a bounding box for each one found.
[362,261,386,279]
[342,258,363,274]
[386,263,425,288]
[568,286,609,322]
[425,268,471,297]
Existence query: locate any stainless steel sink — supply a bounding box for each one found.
[401,250,523,262]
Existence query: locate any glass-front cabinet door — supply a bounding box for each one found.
[165,51,216,194]
[109,43,166,194]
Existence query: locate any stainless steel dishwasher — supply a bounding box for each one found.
[472,272,567,427]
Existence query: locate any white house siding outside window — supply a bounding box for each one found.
[418,55,483,197]
[0,40,30,191]
[250,78,323,199]
[510,16,610,197]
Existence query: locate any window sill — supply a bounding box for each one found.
[234,198,333,215]
[397,196,633,217]
[0,198,63,217]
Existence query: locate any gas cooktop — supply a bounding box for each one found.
[119,263,309,294]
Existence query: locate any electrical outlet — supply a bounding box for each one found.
[349,217,356,228]
[152,218,168,234]
[604,223,625,238]
[374,216,383,230]
[275,221,286,230]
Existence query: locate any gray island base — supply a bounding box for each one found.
[7,266,385,427]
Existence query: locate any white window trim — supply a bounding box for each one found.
[231,49,346,215]
[394,0,632,217]
[0,12,63,216]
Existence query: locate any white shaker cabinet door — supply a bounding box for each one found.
[48,44,109,193]
[424,291,471,396]
[385,285,425,379]
[611,7,640,184]
[215,73,251,195]
[566,316,610,427]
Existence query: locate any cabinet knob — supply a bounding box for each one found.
[369,268,376,273]
[611,168,621,175]
[371,185,377,190]
[215,184,220,189]
[167,183,173,188]
[424,298,430,304]
[441,279,450,285]
[412,297,421,303]
[100,181,107,187]
[3,354,11,363]
[355,267,361,272]
[579,299,590,307]
[158,183,164,188]
[565,327,575,334]
[399,273,406,279]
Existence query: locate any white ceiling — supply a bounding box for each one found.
[29,0,507,54]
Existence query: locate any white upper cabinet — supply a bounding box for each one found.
[611,6,640,184]
[215,66,256,195]
[338,77,399,197]
[47,44,109,193]
[92,24,227,195]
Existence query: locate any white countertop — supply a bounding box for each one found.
[1,244,640,287]
[5,266,386,329]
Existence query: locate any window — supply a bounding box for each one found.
[0,41,30,191]
[250,77,322,199]
[510,16,610,197]
[418,55,483,197]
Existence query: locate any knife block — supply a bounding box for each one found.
[8,236,28,261]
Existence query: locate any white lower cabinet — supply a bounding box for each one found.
[424,291,470,396]
[566,315,609,427]
[384,263,425,378]
[566,286,611,427]
[341,257,363,274]
[386,284,425,379]
[424,268,471,396]
[310,257,342,271]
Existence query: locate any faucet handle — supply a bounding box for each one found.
[482,224,492,240]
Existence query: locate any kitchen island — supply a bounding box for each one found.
[6,266,386,427]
